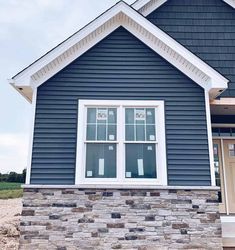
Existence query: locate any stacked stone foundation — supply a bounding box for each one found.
[19,188,222,250]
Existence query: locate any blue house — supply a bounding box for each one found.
[10,0,235,249]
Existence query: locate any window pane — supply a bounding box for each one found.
[87,108,96,123]
[125,108,134,124]
[108,108,117,123]
[135,109,145,121]
[126,125,134,141]
[86,143,116,178]
[97,124,106,140]
[86,107,117,141]
[86,125,96,140]
[213,144,221,187]
[229,144,235,157]
[108,125,116,141]
[146,125,156,141]
[125,144,157,178]
[136,125,145,141]
[97,109,108,122]
[146,108,155,124]
[125,108,156,142]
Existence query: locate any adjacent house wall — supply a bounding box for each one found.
[31,27,210,186]
[147,0,235,97]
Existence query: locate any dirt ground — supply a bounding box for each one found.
[0,198,22,250]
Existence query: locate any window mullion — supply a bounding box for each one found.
[118,106,124,182]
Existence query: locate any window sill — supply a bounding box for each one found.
[22,184,220,190]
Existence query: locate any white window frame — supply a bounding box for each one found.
[76,100,167,186]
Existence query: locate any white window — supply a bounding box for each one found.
[76,100,167,186]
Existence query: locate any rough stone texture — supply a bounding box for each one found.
[19,188,222,250]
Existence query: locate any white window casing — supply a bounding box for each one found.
[75,100,167,186]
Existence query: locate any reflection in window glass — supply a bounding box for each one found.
[125,144,157,179]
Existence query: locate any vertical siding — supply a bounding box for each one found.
[31,27,210,186]
[147,0,235,97]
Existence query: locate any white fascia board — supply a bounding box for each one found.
[133,0,235,14]
[132,0,152,9]
[10,1,228,101]
[133,0,167,16]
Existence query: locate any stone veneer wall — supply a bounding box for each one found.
[19,188,222,250]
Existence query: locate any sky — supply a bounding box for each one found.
[0,0,134,174]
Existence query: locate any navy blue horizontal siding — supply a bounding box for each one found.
[147,0,235,97]
[31,27,210,186]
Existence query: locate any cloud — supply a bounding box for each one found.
[0,133,29,174]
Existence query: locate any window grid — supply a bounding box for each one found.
[86,107,117,143]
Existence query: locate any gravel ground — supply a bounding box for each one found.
[0,198,22,250]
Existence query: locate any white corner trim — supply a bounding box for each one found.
[25,88,37,184]
[205,90,216,186]
[133,0,235,15]
[75,99,167,186]
[10,1,228,101]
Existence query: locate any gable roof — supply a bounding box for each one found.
[132,0,235,16]
[9,1,228,102]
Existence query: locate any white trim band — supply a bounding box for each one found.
[22,184,220,190]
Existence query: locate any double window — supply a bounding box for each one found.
[76,100,167,185]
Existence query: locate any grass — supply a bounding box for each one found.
[0,182,23,199]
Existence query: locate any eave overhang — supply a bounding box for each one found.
[9,1,228,103]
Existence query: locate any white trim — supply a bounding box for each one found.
[132,0,151,10]
[75,99,167,186]
[21,184,220,190]
[205,90,216,186]
[10,1,228,101]
[25,88,37,184]
[133,0,235,15]
[135,0,167,16]
[221,216,235,223]
[221,138,230,215]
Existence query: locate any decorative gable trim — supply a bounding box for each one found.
[9,1,228,102]
[132,0,235,16]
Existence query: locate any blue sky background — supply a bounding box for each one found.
[0,0,134,173]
